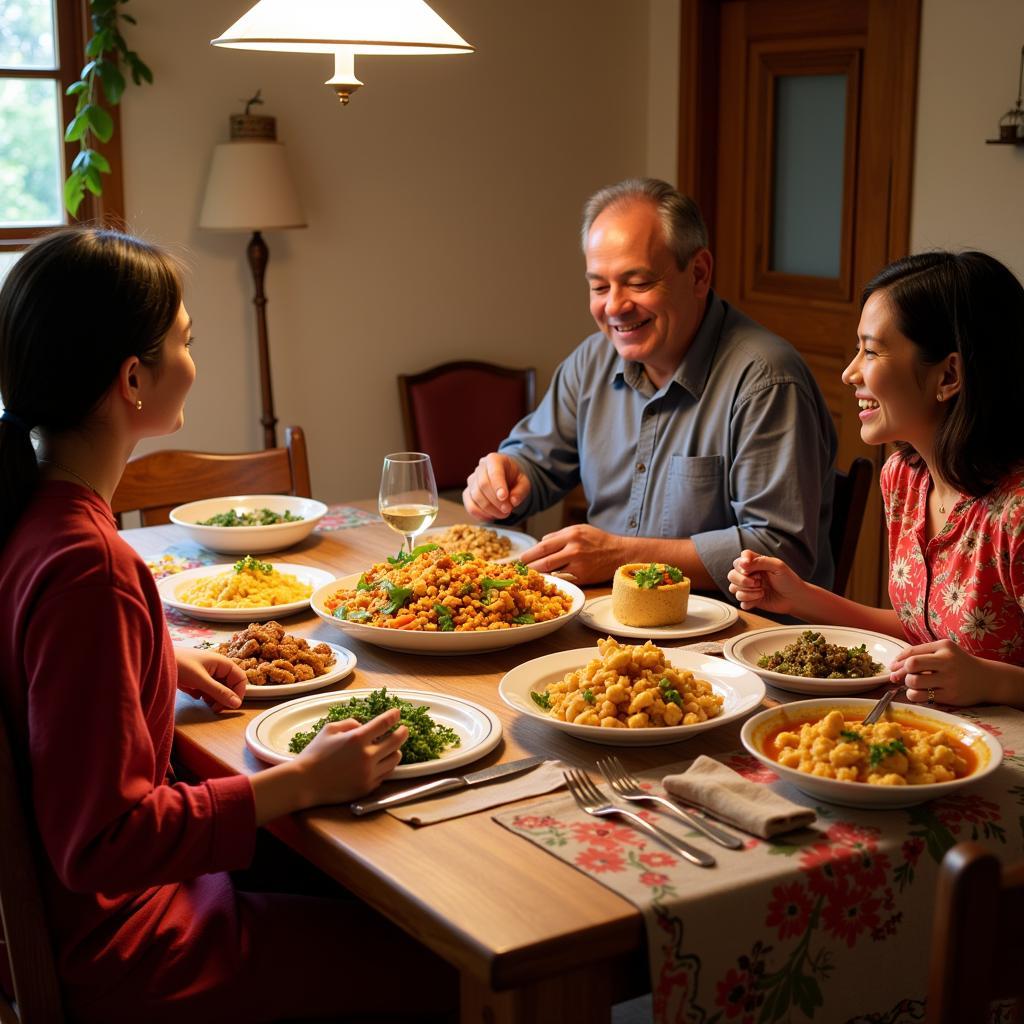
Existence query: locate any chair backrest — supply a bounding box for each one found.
[0,705,65,1023]
[928,841,1024,1023]
[828,456,874,596]
[112,425,312,526]
[398,362,536,492]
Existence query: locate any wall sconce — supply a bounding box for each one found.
[211,0,474,106]
[987,45,1024,146]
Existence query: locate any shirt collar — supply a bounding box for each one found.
[610,290,725,400]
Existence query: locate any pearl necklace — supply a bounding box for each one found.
[39,458,100,497]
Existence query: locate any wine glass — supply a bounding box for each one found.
[378,452,439,554]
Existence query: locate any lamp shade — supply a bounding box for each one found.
[211,0,474,56]
[199,141,306,231]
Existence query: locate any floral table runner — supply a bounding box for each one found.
[496,706,1024,1024]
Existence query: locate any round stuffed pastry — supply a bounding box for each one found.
[612,563,690,627]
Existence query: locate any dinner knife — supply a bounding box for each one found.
[350,754,546,815]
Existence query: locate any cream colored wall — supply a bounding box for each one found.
[910,0,1024,276]
[120,0,660,508]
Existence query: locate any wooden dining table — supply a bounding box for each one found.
[123,498,784,1023]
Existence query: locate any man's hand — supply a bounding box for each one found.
[520,525,626,584]
[175,647,246,711]
[463,453,532,521]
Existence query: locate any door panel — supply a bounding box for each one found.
[678,0,921,605]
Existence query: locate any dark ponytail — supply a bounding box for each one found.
[0,227,182,543]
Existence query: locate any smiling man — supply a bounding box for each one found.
[463,178,837,593]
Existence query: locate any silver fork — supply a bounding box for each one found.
[563,769,715,868]
[597,756,744,850]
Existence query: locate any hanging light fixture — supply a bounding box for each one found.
[211,0,474,105]
[987,44,1024,145]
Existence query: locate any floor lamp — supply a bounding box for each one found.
[199,109,306,449]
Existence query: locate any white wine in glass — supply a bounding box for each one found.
[379,452,439,554]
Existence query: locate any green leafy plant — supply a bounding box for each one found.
[64,0,152,215]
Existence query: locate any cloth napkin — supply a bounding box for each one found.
[387,759,566,826]
[662,754,816,838]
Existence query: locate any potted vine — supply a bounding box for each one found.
[64,0,152,215]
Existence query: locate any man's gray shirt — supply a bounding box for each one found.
[498,291,838,593]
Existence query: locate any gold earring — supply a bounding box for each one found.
[136,399,143,411]
[936,393,943,402]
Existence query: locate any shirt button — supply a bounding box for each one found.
[629,517,637,529]
[636,462,646,473]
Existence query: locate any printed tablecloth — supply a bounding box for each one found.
[496,706,1024,1024]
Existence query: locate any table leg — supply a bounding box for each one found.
[459,965,612,1024]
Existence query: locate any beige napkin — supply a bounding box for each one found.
[663,754,816,839]
[387,759,566,826]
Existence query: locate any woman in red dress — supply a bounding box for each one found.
[728,251,1024,708]
[0,228,453,1022]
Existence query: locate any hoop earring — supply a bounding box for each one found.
[936,393,943,402]
[136,399,143,411]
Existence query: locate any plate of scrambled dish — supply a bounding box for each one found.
[419,524,537,562]
[741,697,1002,808]
[192,621,357,699]
[311,544,583,654]
[245,687,502,778]
[158,556,335,622]
[499,636,765,746]
[723,626,908,695]
[169,494,328,554]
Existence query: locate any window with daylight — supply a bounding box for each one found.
[0,0,124,283]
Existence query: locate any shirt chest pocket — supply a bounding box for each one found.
[661,454,727,537]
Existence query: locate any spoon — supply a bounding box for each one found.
[862,686,903,725]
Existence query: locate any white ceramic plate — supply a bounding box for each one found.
[157,562,335,622]
[245,688,503,778]
[499,647,765,746]
[183,633,357,700]
[723,625,909,696]
[310,572,585,654]
[578,593,739,640]
[740,697,1003,809]
[169,495,328,554]
[419,525,537,562]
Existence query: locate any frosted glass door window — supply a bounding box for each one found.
[771,74,847,278]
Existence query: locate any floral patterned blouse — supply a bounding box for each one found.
[880,453,1024,661]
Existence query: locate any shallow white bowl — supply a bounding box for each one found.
[310,572,584,654]
[723,625,909,695]
[740,697,1003,809]
[499,647,765,746]
[169,494,327,554]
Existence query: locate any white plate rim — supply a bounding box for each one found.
[245,688,503,778]
[418,525,538,562]
[498,645,766,746]
[723,624,910,695]
[739,697,1004,807]
[310,571,585,653]
[157,562,335,622]
[578,593,739,640]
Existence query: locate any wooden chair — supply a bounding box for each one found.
[829,456,874,596]
[112,425,312,526]
[398,361,535,494]
[0,705,65,1023]
[927,841,1024,1023]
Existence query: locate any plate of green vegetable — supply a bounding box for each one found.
[245,687,503,778]
[170,494,327,554]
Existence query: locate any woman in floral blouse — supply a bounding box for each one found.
[728,251,1024,708]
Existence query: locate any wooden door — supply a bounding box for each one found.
[677,0,921,605]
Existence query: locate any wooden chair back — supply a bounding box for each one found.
[829,456,874,596]
[928,841,1024,1023]
[112,425,312,526]
[398,362,535,493]
[0,705,65,1023]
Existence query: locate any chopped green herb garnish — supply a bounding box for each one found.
[451,552,475,564]
[512,612,535,625]
[583,689,595,703]
[288,688,459,764]
[387,543,439,567]
[530,690,552,710]
[434,603,455,631]
[513,561,529,575]
[868,738,908,768]
[632,563,683,589]
[197,507,302,527]
[345,608,370,622]
[233,555,273,574]
[840,729,862,742]
[379,579,413,615]
[355,574,371,591]
[480,576,515,605]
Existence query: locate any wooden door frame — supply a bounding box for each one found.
[676,0,920,267]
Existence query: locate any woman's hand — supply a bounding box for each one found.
[294,708,408,805]
[889,639,1008,707]
[727,549,809,614]
[175,647,245,711]
[519,524,626,584]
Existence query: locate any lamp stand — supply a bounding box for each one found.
[246,229,277,449]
